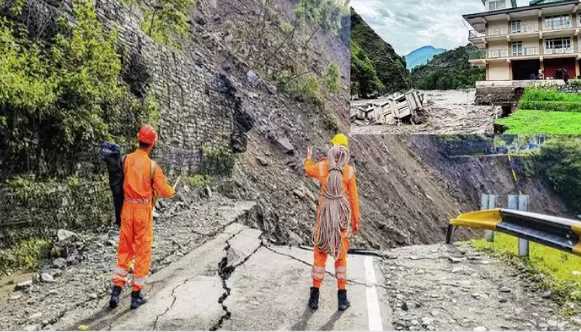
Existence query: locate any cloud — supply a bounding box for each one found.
[351,0,529,55]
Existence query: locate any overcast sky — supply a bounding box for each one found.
[351,0,529,55]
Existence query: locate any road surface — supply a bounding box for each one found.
[55,223,392,331]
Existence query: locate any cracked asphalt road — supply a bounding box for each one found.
[58,223,391,331]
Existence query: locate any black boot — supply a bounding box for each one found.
[308,287,319,310]
[109,286,122,309]
[338,289,350,311]
[130,290,147,310]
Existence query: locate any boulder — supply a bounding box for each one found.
[40,273,55,283]
[57,229,78,242]
[275,136,295,155]
[15,279,33,290]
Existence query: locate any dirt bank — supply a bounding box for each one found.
[348,135,570,250]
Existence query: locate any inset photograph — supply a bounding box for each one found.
[350,0,581,135]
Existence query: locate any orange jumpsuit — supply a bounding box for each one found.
[304,158,360,290]
[112,149,175,291]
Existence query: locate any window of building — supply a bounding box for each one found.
[511,20,522,33]
[489,0,506,10]
[545,37,571,51]
[511,41,523,56]
[544,15,572,30]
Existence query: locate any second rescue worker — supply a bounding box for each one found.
[109,125,176,310]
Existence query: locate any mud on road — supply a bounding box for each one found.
[351,90,499,135]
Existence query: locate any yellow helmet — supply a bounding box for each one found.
[330,133,349,148]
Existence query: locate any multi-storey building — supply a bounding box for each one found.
[464,0,581,81]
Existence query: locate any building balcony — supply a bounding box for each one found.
[510,24,538,35]
[468,30,486,43]
[542,21,574,32]
[469,49,509,60]
[469,46,578,62]
[544,47,576,55]
[487,28,508,37]
[511,47,540,57]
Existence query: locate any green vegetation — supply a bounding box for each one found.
[201,145,236,177]
[497,87,581,134]
[351,9,409,98]
[518,88,581,112]
[351,41,384,98]
[185,174,212,188]
[521,87,581,103]
[276,70,324,107]
[0,238,51,275]
[0,0,153,175]
[295,0,348,35]
[530,138,581,213]
[132,0,196,47]
[520,101,581,113]
[472,233,581,309]
[496,110,581,135]
[324,63,340,93]
[411,45,485,90]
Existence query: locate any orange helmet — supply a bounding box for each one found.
[137,125,158,146]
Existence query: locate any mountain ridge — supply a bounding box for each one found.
[405,45,446,70]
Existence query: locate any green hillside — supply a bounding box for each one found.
[411,45,485,90]
[351,8,410,98]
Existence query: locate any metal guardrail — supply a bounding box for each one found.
[446,208,581,256]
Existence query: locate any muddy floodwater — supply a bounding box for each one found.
[351,89,499,135]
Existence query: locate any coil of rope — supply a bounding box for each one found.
[312,145,351,258]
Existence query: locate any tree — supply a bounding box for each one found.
[137,0,195,47]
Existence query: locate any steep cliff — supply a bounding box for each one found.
[351,8,410,98]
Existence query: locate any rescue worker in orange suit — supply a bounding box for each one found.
[304,133,360,311]
[109,125,176,310]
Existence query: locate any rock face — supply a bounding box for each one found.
[93,0,242,173]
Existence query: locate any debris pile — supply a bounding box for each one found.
[351,90,430,126]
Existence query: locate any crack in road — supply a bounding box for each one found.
[152,276,193,330]
[264,245,389,290]
[210,229,263,331]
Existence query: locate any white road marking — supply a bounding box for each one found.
[364,256,383,331]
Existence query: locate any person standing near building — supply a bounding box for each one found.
[304,133,360,311]
[109,125,176,310]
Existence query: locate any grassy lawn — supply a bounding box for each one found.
[496,110,581,135]
[472,233,581,309]
[521,87,581,103]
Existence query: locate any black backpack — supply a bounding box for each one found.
[100,142,125,226]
